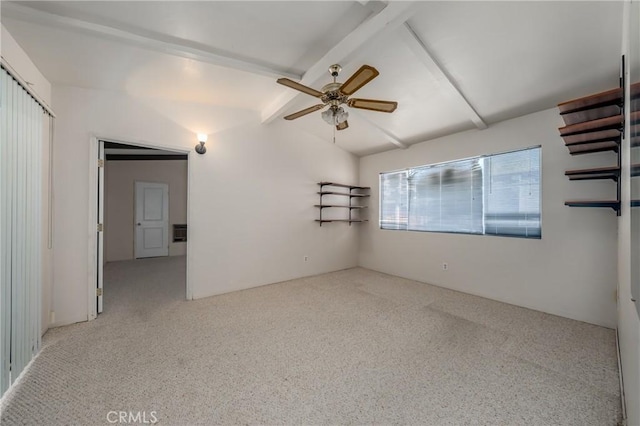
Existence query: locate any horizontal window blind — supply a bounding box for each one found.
[379,147,541,238]
[408,158,483,234]
[484,148,541,238]
[380,170,408,230]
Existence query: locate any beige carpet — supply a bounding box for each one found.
[0,256,621,425]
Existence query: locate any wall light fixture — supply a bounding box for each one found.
[195,133,207,154]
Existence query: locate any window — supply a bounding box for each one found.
[380,171,408,230]
[380,147,541,238]
[484,148,541,238]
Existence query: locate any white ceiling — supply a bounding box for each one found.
[1,1,624,156]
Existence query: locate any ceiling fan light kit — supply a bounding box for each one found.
[277,64,398,131]
[321,106,349,125]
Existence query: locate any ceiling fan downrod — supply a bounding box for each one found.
[328,64,341,80]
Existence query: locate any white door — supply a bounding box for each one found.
[135,182,169,259]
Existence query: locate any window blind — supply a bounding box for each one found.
[408,158,483,233]
[483,149,541,237]
[379,147,541,238]
[380,170,408,230]
[0,67,45,397]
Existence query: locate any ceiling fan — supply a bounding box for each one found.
[277,64,398,131]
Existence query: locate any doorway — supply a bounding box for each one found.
[90,139,190,318]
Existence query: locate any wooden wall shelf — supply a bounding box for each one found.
[560,105,621,126]
[557,82,639,126]
[315,219,369,224]
[558,87,622,115]
[318,181,369,190]
[564,200,621,212]
[562,131,621,147]
[314,205,368,209]
[558,67,626,216]
[317,191,369,197]
[316,182,370,226]
[565,166,620,181]
[568,141,619,155]
[559,114,624,136]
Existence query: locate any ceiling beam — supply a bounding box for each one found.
[350,110,407,149]
[1,2,300,80]
[399,23,488,130]
[261,1,422,124]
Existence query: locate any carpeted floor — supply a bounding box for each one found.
[0,256,621,425]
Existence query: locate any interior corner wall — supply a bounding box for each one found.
[1,25,52,108]
[105,159,188,262]
[359,107,618,328]
[50,85,359,327]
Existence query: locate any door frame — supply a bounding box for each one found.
[87,135,192,321]
[97,140,104,313]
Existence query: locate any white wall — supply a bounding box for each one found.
[618,103,640,426]
[1,25,52,109]
[51,85,359,326]
[105,160,188,261]
[359,108,618,328]
[617,1,640,423]
[1,25,53,334]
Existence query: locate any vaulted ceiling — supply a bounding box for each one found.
[1,1,624,156]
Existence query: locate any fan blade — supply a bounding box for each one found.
[339,65,379,96]
[336,121,349,131]
[283,104,325,120]
[348,98,397,113]
[277,78,323,98]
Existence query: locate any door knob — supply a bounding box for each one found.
[137,223,141,226]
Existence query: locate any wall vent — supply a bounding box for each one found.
[173,224,187,242]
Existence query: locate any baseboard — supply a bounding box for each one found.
[616,328,627,425]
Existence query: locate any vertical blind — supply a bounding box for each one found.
[380,146,541,238]
[0,67,44,397]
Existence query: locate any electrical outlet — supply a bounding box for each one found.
[442,263,448,271]
[304,255,309,262]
